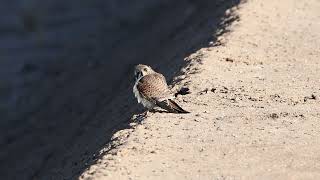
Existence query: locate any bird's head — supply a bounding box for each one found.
[134,64,155,81]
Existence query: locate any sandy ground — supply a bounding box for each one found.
[79,0,320,179]
[3,1,246,179]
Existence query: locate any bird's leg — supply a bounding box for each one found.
[141,110,148,117]
[148,109,157,113]
[133,110,149,122]
[142,109,156,117]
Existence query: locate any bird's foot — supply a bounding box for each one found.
[133,109,156,123]
[142,109,155,117]
[132,110,153,123]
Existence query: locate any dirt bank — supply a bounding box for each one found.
[0,0,241,179]
[80,0,320,179]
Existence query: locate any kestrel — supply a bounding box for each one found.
[133,64,189,113]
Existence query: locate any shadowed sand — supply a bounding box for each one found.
[81,0,320,179]
[0,0,241,179]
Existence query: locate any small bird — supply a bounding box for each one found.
[133,64,189,114]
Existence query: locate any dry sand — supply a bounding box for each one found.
[80,0,320,179]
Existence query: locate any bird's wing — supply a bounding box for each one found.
[136,73,172,102]
[137,73,189,113]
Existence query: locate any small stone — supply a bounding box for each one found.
[225,57,234,62]
[269,113,279,119]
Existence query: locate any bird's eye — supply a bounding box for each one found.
[143,68,148,71]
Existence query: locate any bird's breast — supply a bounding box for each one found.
[133,81,155,109]
[133,83,141,103]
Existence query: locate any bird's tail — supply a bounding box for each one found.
[156,99,190,113]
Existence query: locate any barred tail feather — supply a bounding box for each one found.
[156,99,190,113]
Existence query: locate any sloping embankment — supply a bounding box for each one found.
[0,0,240,179]
[81,0,320,179]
